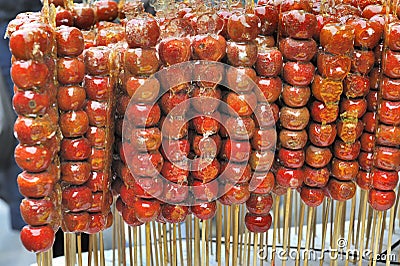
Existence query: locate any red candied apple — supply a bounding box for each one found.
[317,52,351,80]
[73,4,95,30]
[57,85,86,111]
[191,87,221,114]
[129,151,164,177]
[125,15,160,48]
[381,77,400,101]
[362,112,376,133]
[378,100,400,126]
[374,146,400,171]
[250,172,275,194]
[227,12,260,42]
[192,159,220,182]
[62,186,92,212]
[161,160,189,183]
[219,139,251,163]
[60,137,91,161]
[14,114,58,144]
[94,0,118,21]
[279,37,317,62]
[87,213,109,234]
[161,138,190,162]
[226,41,258,67]
[361,4,386,18]
[17,168,57,198]
[84,46,111,76]
[372,170,399,191]
[388,22,400,51]
[9,26,51,60]
[281,84,310,108]
[272,184,288,196]
[84,75,113,101]
[126,103,160,128]
[88,192,113,213]
[11,60,49,89]
[334,140,361,161]
[85,100,109,127]
[283,61,315,87]
[249,150,274,172]
[120,185,138,207]
[356,171,372,190]
[368,189,396,211]
[280,106,310,130]
[192,113,221,135]
[122,205,144,227]
[133,198,161,223]
[61,162,90,185]
[278,148,305,168]
[256,35,276,49]
[383,50,400,79]
[337,119,363,144]
[279,129,308,150]
[246,193,273,215]
[303,166,329,188]
[124,76,160,103]
[56,26,84,57]
[62,212,89,233]
[327,179,356,201]
[276,167,304,189]
[20,198,55,226]
[251,128,276,151]
[14,144,52,173]
[159,37,191,65]
[255,4,278,35]
[221,115,256,140]
[59,110,89,138]
[319,23,354,55]
[191,201,217,220]
[359,152,373,171]
[280,10,316,39]
[12,90,50,116]
[57,57,85,85]
[331,158,359,181]
[124,48,160,76]
[220,162,251,184]
[340,98,367,118]
[305,145,332,168]
[86,127,106,148]
[223,183,250,205]
[255,76,282,103]
[310,101,339,124]
[245,213,272,233]
[88,148,106,171]
[192,35,226,62]
[161,204,189,223]
[300,187,324,207]
[224,92,257,117]
[352,49,375,75]
[159,116,189,140]
[56,7,74,27]
[347,17,382,49]
[376,125,400,147]
[192,179,219,202]
[191,133,220,159]
[308,122,336,147]
[343,74,370,98]
[253,103,277,128]
[360,132,375,152]
[279,0,313,12]
[160,91,189,116]
[20,225,54,253]
[255,48,283,77]
[133,177,164,199]
[311,74,343,103]
[95,25,125,46]
[225,66,258,94]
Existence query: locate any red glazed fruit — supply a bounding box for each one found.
[250,172,275,194]
[13,90,50,116]
[309,123,336,147]
[279,129,308,150]
[305,145,332,168]
[255,48,283,77]
[245,213,272,233]
[310,101,339,124]
[255,5,279,35]
[331,158,359,181]
[280,106,310,130]
[17,168,57,198]
[227,12,261,42]
[319,23,354,55]
[303,166,329,188]
[73,4,95,30]
[11,60,49,89]
[161,204,189,223]
[61,138,91,161]
[59,111,89,138]
[20,225,55,253]
[283,61,315,86]
[368,189,396,211]
[57,86,86,111]
[20,198,55,226]
[372,170,399,191]
[278,148,305,168]
[124,48,160,76]
[327,179,356,201]
[226,41,258,67]
[134,199,161,223]
[246,193,273,215]
[191,201,217,220]
[56,26,84,57]
[192,35,226,62]
[300,187,324,207]
[61,162,91,185]
[125,15,160,48]
[62,186,92,212]
[14,144,52,173]
[279,37,317,62]
[94,0,118,22]
[317,53,351,80]
[255,76,282,103]
[282,84,310,108]
[223,183,251,205]
[276,167,304,189]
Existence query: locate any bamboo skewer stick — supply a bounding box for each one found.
[369,212,378,266]
[242,228,249,266]
[217,204,222,266]
[100,232,106,266]
[37,253,42,266]
[296,202,305,266]
[386,203,396,266]
[88,234,93,266]
[134,226,138,266]
[225,206,231,266]
[178,223,184,266]
[320,198,331,266]
[163,224,168,266]
[232,205,239,266]
[378,211,386,254]
[271,195,280,264]
[146,223,151,266]
[207,219,210,266]
[247,233,252,266]
[345,196,357,266]
[194,217,200,266]
[128,227,134,266]
[304,207,314,266]
[77,234,83,266]
[282,189,291,265]
[372,212,383,266]
[253,233,258,266]
[358,191,368,266]
[259,233,264,266]
[186,218,191,266]
[121,224,126,266]
[202,220,207,266]
[94,234,99,266]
